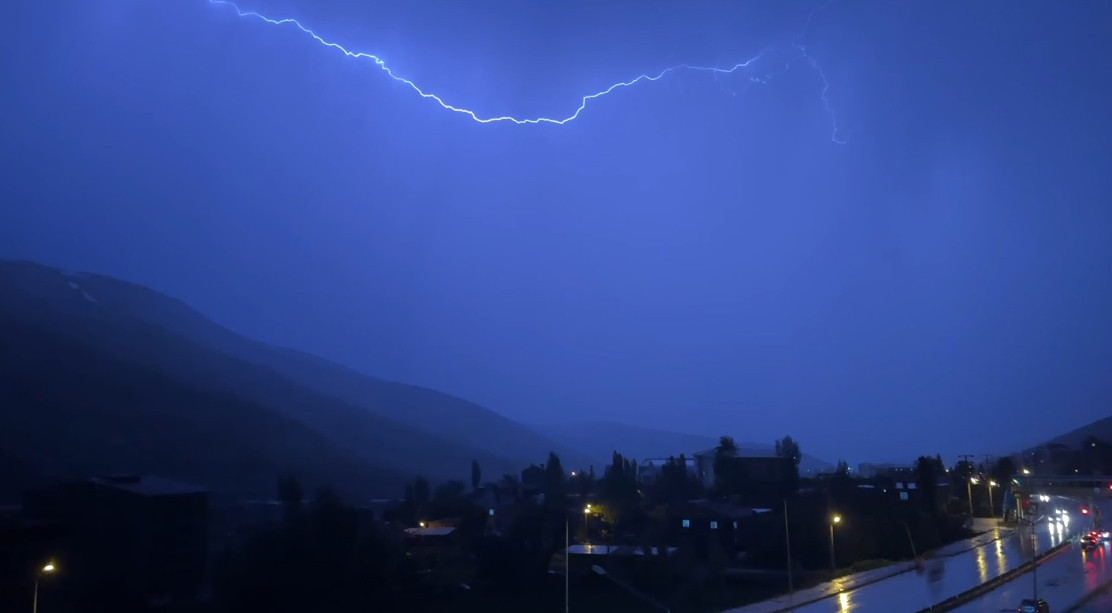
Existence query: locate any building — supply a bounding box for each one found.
[520,464,546,492]
[637,457,697,484]
[23,475,208,608]
[693,448,782,489]
[857,463,914,479]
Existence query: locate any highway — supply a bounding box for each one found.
[778,503,1075,612]
[728,497,1086,613]
[949,499,1111,613]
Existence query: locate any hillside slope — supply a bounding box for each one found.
[0,260,583,471]
[1044,414,1112,448]
[0,260,572,498]
[0,315,409,501]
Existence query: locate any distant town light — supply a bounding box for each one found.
[419,521,426,528]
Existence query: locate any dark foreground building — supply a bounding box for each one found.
[24,475,209,609]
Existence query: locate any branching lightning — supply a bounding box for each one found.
[207,0,845,140]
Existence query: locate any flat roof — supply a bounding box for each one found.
[404,527,456,537]
[89,476,207,497]
[566,544,677,556]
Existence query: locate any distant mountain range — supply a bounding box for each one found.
[536,421,833,474]
[0,260,589,502]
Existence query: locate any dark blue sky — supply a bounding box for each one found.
[3,0,1110,463]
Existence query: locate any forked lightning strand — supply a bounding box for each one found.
[208,0,844,138]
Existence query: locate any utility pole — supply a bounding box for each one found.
[784,499,794,611]
[565,515,569,613]
[959,455,976,518]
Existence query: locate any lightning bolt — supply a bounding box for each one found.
[207,0,845,139]
[791,0,848,144]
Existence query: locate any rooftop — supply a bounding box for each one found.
[404,526,456,537]
[566,544,677,556]
[88,475,208,497]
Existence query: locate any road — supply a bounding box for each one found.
[729,497,1084,613]
[782,505,1076,612]
[950,499,1111,613]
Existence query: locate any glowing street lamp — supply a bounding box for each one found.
[829,515,842,571]
[33,561,56,613]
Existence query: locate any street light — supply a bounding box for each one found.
[829,515,842,571]
[1019,515,1044,602]
[33,561,55,613]
[967,478,976,518]
[987,481,997,519]
[591,565,671,612]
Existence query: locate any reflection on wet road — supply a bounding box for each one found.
[950,531,1111,613]
[787,498,1088,612]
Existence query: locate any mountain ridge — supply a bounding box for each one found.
[0,260,583,499]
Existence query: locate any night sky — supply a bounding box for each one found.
[2,0,1110,463]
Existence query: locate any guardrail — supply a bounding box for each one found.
[912,538,1073,613]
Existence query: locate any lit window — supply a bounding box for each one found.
[489,508,495,516]
[733,521,738,529]
[710,521,718,530]
[682,519,690,528]
[900,492,909,501]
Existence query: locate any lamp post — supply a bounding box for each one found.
[564,513,569,613]
[829,515,841,571]
[591,565,670,612]
[33,562,55,613]
[987,481,997,519]
[968,477,978,518]
[784,499,794,610]
[1019,515,1043,602]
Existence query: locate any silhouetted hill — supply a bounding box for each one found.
[0,316,408,500]
[1042,414,1112,448]
[0,260,580,499]
[538,421,833,474]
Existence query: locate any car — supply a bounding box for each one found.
[1081,534,1098,550]
[1018,598,1050,613]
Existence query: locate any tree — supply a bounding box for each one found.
[775,436,802,497]
[775,436,801,467]
[914,455,943,513]
[543,452,567,508]
[413,476,431,510]
[713,436,741,494]
[651,455,704,506]
[599,451,641,534]
[434,479,467,503]
[835,459,850,477]
[471,459,482,491]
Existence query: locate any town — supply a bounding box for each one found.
[4,434,1109,612]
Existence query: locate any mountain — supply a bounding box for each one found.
[537,421,833,474]
[0,260,581,500]
[1042,415,1112,448]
